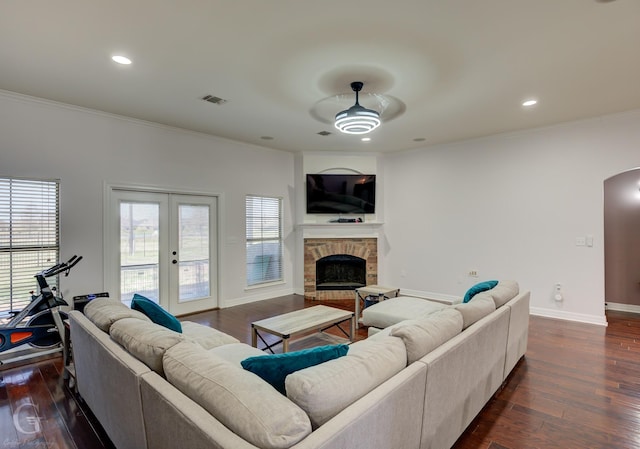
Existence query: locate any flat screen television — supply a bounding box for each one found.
[306,173,376,214]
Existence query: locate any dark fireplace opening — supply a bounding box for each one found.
[316,254,366,291]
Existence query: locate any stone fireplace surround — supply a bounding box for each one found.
[304,237,377,300]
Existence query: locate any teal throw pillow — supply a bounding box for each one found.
[241,344,349,394]
[463,280,499,303]
[131,293,182,333]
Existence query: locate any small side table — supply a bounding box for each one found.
[355,285,400,328]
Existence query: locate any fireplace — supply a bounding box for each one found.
[304,237,377,300]
[316,254,366,291]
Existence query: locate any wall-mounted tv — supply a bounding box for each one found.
[306,173,376,214]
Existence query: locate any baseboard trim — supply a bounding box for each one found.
[605,302,640,314]
[530,306,608,326]
[223,287,297,308]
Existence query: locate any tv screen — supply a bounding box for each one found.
[306,174,376,214]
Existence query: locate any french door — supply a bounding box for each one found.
[107,189,218,315]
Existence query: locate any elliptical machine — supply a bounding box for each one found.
[0,255,82,365]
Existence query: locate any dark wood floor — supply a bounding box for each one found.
[2,295,640,449]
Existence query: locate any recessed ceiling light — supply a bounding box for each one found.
[361,137,371,142]
[112,55,132,65]
[522,99,538,107]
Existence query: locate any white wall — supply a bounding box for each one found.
[381,109,640,325]
[3,89,640,324]
[0,91,296,308]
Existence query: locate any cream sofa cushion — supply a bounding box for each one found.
[453,293,496,329]
[163,341,311,449]
[84,298,150,332]
[489,280,520,308]
[390,308,464,364]
[180,321,239,349]
[110,318,184,375]
[367,325,392,339]
[285,335,406,428]
[207,342,266,365]
[362,296,447,329]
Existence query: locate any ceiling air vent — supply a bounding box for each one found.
[201,95,228,105]
[317,131,332,136]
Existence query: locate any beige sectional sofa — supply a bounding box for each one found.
[69,280,529,449]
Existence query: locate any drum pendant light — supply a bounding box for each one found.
[334,81,381,135]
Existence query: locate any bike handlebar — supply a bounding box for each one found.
[39,255,83,278]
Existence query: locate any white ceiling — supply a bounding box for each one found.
[1,0,639,153]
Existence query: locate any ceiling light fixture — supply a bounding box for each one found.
[335,81,381,135]
[112,55,132,65]
[522,99,538,107]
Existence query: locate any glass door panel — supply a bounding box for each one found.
[120,201,160,304]
[169,194,217,315]
[177,204,210,302]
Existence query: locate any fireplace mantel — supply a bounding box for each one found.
[298,222,383,241]
[298,222,383,230]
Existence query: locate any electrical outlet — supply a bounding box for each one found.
[468,270,479,277]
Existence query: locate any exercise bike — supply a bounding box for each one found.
[0,255,82,365]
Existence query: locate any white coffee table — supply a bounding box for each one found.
[355,285,400,328]
[251,305,355,353]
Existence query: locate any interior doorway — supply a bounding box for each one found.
[604,168,640,308]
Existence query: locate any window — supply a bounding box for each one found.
[0,177,60,314]
[246,195,283,286]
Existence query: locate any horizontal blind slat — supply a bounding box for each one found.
[245,195,283,286]
[0,177,59,313]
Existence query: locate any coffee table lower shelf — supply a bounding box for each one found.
[251,305,354,353]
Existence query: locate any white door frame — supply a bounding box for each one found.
[103,183,221,314]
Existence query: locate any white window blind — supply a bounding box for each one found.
[246,195,283,286]
[0,177,60,313]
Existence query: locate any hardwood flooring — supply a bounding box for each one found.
[1,295,640,449]
[454,310,640,449]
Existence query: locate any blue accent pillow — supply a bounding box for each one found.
[131,293,182,333]
[241,344,349,394]
[463,280,499,303]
